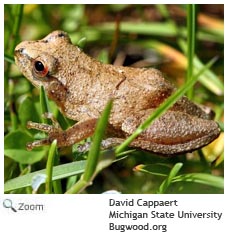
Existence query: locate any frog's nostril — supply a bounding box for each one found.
[19,48,25,53]
[14,47,25,55]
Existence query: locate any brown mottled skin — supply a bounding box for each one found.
[14,30,220,155]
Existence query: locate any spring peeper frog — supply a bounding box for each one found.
[14,30,220,155]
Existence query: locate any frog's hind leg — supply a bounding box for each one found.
[121,109,220,156]
[129,136,213,156]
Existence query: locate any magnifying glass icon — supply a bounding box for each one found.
[3,199,17,212]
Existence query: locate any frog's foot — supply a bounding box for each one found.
[27,112,62,131]
[101,138,124,149]
[27,117,98,150]
[76,142,91,153]
[26,113,63,150]
[75,138,125,154]
[41,112,62,129]
[26,138,51,151]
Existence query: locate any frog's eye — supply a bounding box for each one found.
[35,61,45,71]
[33,60,49,78]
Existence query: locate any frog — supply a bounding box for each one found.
[14,30,220,155]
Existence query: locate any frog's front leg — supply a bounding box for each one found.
[121,109,220,155]
[26,114,98,150]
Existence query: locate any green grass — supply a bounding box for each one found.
[186,4,196,99]
[4,4,224,194]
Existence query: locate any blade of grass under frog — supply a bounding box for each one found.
[45,139,57,194]
[172,173,224,189]
[83,100,113,181]
[65,100,113,193]
[134,163,172,177]
[157,162,183,194]
[4,160,86,193]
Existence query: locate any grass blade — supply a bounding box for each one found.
[45,140,57,194]
[178,39,223,95]
[134,163,172,177]
[186,4,196,98]
[65,100,113,193]
[4,53,15,64]
[4,160,86,193]
[157,163,183,194]
[83,100,113,182]
[172,173,224,189]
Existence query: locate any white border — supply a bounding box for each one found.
[1,1,228,234]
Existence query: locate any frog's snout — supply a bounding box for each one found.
[14,44,28,58]
[14,44,32,68]
[14,47,25,67]
[14,47,25,55]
